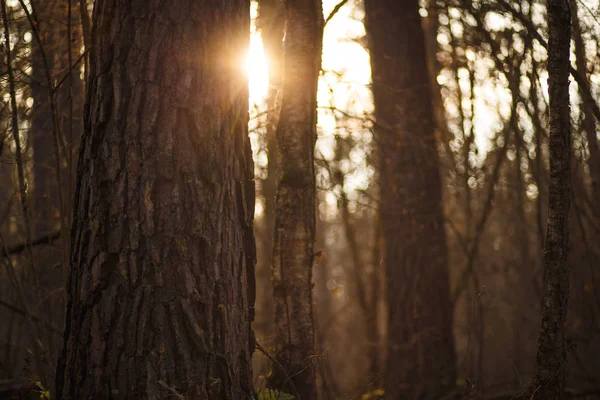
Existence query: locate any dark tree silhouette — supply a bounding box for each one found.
[532,0,572,398]
[364,0,456,397]
[255,0,284,340]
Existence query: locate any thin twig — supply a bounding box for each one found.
[54,51,86,91]
[18,0,69,264]
[0,231,50,386]
[255,341,300,400]
[324,0,349,26]
[5,230,61,256]
[0,300,62,335]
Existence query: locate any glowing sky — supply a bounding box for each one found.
[246,0,374,218]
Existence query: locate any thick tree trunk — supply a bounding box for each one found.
[532,0,572,399]
[55,1,256,398]
[269,0,322,398]
[364,0,456,398]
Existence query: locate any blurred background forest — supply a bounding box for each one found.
[0,0,599,398]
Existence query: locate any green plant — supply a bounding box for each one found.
[256,388,295,400]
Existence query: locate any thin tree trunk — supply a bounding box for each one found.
[54,0,86,287]
[270,0,323,398]
[334,135,379,387]
[368,212,382,385]
[570,0,600,208]
[54,0,85,197]
[255,0,285,339]
[31,0,58,238]
[55,1,256,398]
[79,0,91,84]
[531,0,571,398]
[512,136,531,390]
[364,0,456,397]
[29,0,68,381]
[313,220,339,400]
[1,0,52,387]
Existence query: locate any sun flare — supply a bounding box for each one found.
[247,3,269,107]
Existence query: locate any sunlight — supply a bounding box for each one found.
[247,2,269,107]
[245,0,374,220]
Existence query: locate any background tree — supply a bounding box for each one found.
[269,0,323,398]
[55,0,256,398]
[531,0,572,397]
[364,0,456,397]
[254,0,285,354]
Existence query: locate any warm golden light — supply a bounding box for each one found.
[247,2,269,108]
[246,0,375,221]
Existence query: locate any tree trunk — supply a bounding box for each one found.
[531,0,572,399]
[29,1,69,384]
[55,1,256,398]
[53,0,86,205]
[269,0,322,398]
[364,0,456,398]
[31,0,58,238]
[570,0,600,208]
[255,0,284,339]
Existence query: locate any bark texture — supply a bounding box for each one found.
[270,0,323,398]
[364,0,456,398]
[55,1,256,398]
[532,0,572,398]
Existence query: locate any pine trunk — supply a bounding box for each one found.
[55,1,256,398]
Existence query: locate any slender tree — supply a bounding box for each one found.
[531,0,571,398]
[28,1,67,381]
[364,0,456,397]
[255,0,285,338]
[1,0,54,388]
[55,1,256,398]
[31,0,58,238]
[570,0,600,208]
[269,0,323,398]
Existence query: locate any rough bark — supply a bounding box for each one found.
[531,1,571,399]
[269,0,322,398]
[55,1,256,398]
[364,0,456,398]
